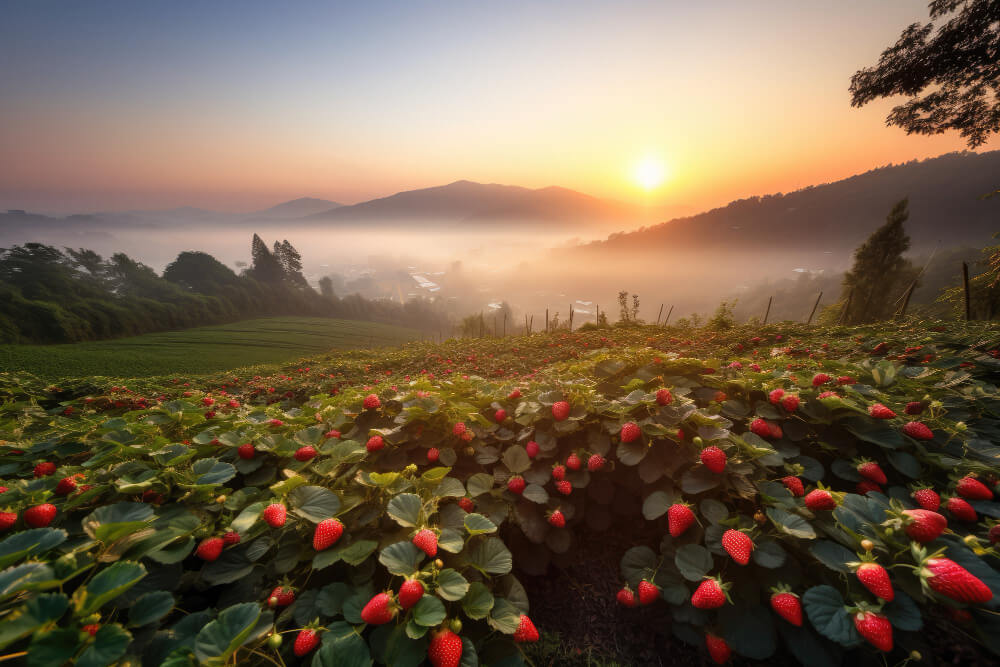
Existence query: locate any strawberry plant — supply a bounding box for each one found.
[1,319,999,664]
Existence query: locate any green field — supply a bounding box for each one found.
[0,317,421,379]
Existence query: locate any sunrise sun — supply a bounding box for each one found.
[633,156,668,190]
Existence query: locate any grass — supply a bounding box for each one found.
[0,317,422,379]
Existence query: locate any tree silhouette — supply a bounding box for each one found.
[250,234,285,284]
[850,0,1000,148]
[840,200,919,324]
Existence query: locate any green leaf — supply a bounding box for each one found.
[884,590,922,632]
[642,490,672,520]
[766,507,816,539]
[412,595,447,627]
[699,498,729,524]
[802,586,861,647]
[231,501,266,534]
[312,622,372,667]
[674,544,713,582]
[0,528,68,569]
[436,568,470,601]
[616,440,648,466]
[27,628,80,667]
[387,494,422,528]
[502,446,531,474]
[128,590,175,627]
[0,593,68,650]
[76,623,131,667]
[487,597,521,634]
[886,450,921,478]
[719,603,776,660]
[466,537,512,575]
[316,582,352,617]
[467,474,494,497]
[681,466,721,494]
[808,540,855,574]
[82,502,155,544]
[0,562,57,599]
[384,624,426,667]
[379,541,424,576]
[290,486,342,523]
[436,478,466,498]
[74,561,146,616]
[192,458,237,485]
[751,539,787,569]
[464,513,497,535]
[521,483,548,504]
[338,540,379,566]
[620,545,658,587]
[202,548,254,585]
[438,529,465,554]
[193,602,262,666]
[462,582,495,619]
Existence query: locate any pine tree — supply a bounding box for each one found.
[249,234,285,284]
[279,240,308,287]
[840,199,918,324]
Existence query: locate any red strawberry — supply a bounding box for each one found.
[912,487,940,511]
[750,418,772,438]
[237,443,255,459]
[82,624,100,636]
[989,524,1000,545]
[781,476,804,497]
[427,448,440,463]
[691,577,728,609]
[956,476,994,501]
[902,509,947,542]
[548,509,565,528]
[837,375,856,385]
[34,461,56,478]
[196,537,224,561]
[366,435,384,452]
[54,476,77,496]
[363,394,381,410]
[293,629,320,657]
[361,592,396,624]
[555,480,572,495]
[24,503,56,527]
[525,441,539,458]
[769,388,785,405]
[857,461,887,484]
[566,453,582,470]
[637,580,660,605]
[856,481,882,495]
[325,429,341,439]
[656,388,673,406]
[428,628,463,667]
[904,401,924,415]
[452,423,467,437]
[313,518,345,551]
[668,503,696,537]
[495,409,507,423]
[294,446,317,462]
[268,586,296,607]
[922,557,993,604]
[262,503,286,528]
[587,454,606,471]
[457,497,474,513]
[903,421,933,440]
[0,511,16,531]
[513,614,539,642]
[617,586,637,607]
[398,579,424,609]
[223,531,241,545]
[868,403,896,419]
[620,422,641,443]
[854,610,893,652]
[507,476,526,494]
[781,394,800,412]
[804,489,836,511]
[812,373,831,386]
[551,401,570,421]
[551,464,566,481]
[413,528,438,557]
[856,562,894,601]
[721,529,754,565]
[705,633,731,664]
[947,496,977,522]
[508,388,522,400]
[700,446,727,473]
[770,591,802,626]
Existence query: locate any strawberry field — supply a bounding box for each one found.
[3,320,1000,666]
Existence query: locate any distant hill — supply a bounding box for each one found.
[572,151,1000,257]
[247,197,343,220]
[304,180,642,228]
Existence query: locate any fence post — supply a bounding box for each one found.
[838,288,854,325]
[656,303,664,325]
[569,305,574,332]
[663,305,673,326]
[963,261,972,321]
[596,304,599,326]
[503,312,506,336]
[897,283,915,318]
[529,315,533,334]
[480,311,484,337]
[763,296,773,325]
[806,291,823,325]
[545,309,549,333]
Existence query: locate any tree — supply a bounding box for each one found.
[249,234,285,284]
[318,276,337,301]
[840,199,919,324]
[850,1,1000,148]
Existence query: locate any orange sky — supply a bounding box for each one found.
[0,1,996,215]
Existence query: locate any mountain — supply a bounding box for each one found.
[248,197,343,220]
[304,180,642,228]
[571,151,1000,258]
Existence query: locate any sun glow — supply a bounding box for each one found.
[633,156,668,190]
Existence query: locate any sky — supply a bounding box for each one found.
[0,0,995,215]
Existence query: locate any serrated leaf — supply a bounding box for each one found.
[387,493,422,528]
[290,485,341,523]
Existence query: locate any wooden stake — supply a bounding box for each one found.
[529,315,533,334]
[503,312,506,337]
[656,303,664,325]
[664,304,674,326]
[596,304,600,326]
[763,296,772,325]
[546,308,549,333]
[838,288,854,326]
[569,305,574,332]
[963,261,972,321]
[806,291,823,325]
[897,282,915,318]
[525,314,529,335]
